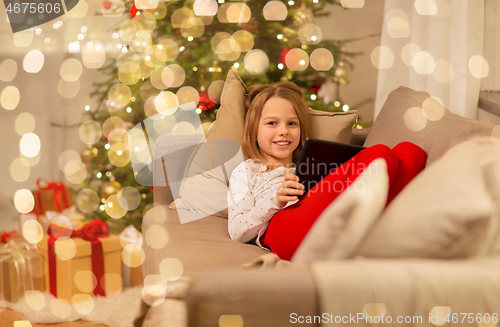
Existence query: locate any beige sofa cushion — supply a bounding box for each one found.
[142,205,268,279]
[292,158,389,264]
[358,137,495,258]
[365,86,495,165]
[175,69,358,219]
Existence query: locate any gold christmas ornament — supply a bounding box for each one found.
[82,146,98,163]
[100,181,123,199]
[333,61,350,85]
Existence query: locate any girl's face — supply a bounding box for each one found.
[256,97,300,166]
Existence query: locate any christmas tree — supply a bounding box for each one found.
[77,0,369,232]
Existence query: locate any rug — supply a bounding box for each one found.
[7,287,143,327]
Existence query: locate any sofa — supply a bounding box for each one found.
[138,71,500,327]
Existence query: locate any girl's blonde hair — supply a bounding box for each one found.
[242,81,312,170]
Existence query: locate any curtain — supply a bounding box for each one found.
[374,0,486,119]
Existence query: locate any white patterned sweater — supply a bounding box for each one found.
[227,158,299,249]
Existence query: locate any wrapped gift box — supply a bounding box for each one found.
[32,180,74,215]
[37,233,122,301]
[0,240,45,302]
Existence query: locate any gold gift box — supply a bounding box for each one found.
[0,241,45,303]
[32,187,74,215]
[37,234,122,301]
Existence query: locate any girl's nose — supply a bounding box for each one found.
[278,125,288,135]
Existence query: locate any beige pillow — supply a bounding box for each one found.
[292,158,389,264]
[358,137,495,259]
[365,86,495,165]
[175,70,358,219]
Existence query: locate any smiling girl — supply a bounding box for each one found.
[227,82,426,260]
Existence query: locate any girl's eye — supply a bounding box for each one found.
[289,122,298,126]
[268,122,276,125]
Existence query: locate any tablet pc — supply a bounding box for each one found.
[294,138,365,194]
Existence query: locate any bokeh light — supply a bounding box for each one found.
[232,30,254,52]
[386,9,410,38]
[159,258,183,281]
[0,59,18,82]
[310,48,334,71]
[412,51,436,74]
[404,107,427,131]
[362,303,386,322]
[219,316,244,327]
[226,3,251,23]
[105,194,128,218]
[415,0,438,15]
[22,219,43,243]
[155,91,179,114]
[469,55,489,79]
[60,58,83,82]
[103,116,126,141]
[101,0,124,17]
[217,3,230,23]
[244,50,269,74]
[150,66,168,89]
[180,16,205,38]
[14,189,34,213]
[216,38,241,61]
[285,48,309,71]
[23,50,44,73]
[24,290,45,311]
[49,299,72,319]
[76,188,100,213]
[13,29,34,47]
[118,61,142,85]
[108,84,132,108]
[422,97,445,121]
[157,39,179,61]
[171,8,193,28]
[433,59,454,83]
[10,158,30,182]
[298,23,322,44]
[120,20,144,43]
[109,143,130,167]
[64,160,87,184]
[263,1,287,20]
[150,1,166,19]
[117,187,141,211]
[135,0,159,10]
[401,43,422,66]
[172,121,196,133]
[79,120,102,144]
[429,306,452,326]
[58,80,81,99]
[194,0,218,16]
[161,64,185,87]
[20,133,40,158]
[1,86,20,110]
[58,150,80,172]
[141,275,166,306]
[145,226,169,249]
[212,32,231,53]
[371,46,395,69]
[122,243,145,267]
[15,113,35,136]
[71,294,94,315]
[176,87,199,110]
[74,271,97,293]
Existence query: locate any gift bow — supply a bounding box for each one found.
[48,219,109,241]
[1,230,17,244]
[36,178,70,213]
[47,220,109,297]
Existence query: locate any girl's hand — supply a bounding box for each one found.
[276,174,305,207]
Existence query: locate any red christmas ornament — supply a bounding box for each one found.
[129,4,139,18]
[198,91,216,111]
[280,48,291,66]
[311,80,323,94]
[102,1,111,10]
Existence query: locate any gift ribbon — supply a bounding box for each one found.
[0,240,36,301]
[36,178,70,213]
[47,220,109,297]
[1,230,17,244]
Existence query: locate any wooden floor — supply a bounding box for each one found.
[0,309,109,327]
